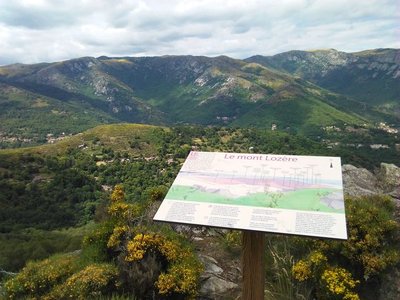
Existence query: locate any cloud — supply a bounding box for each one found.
[0,0,398,65]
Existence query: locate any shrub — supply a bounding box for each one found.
[4,253,79,299]
[222,230,242,252]
[339,195,399,279]
[264,238,313,300]
[112,231,203,299]
[45,263,119,299]
[104,185,203,299]
[321,267,360,300]
[291,194,400,299]
[156,263,201,298]
[81,220,116,263]
[4,184,203,300]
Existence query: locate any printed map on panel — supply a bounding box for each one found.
[166,151,344,214]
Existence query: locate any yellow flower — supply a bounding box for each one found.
[292,260,311,281]
[309,251,327,265]
[321,267,360,299]
[107,225,129,248]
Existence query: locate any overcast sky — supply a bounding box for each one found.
[0,0,399,65]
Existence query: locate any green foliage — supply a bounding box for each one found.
[0,123,398,274]
[0,227,86,272]
[1,123,399,300]
[291,195,400,300]
[3,183,203,299]
[46,263,119,300]
[339,195,399,279]
[104,185,203,299]
[0,151,101,232]
[81,221,116,264]
[4,253,80,299]
[0,84,118,148]
[247,49,400,120]
[265,238,313,300]
[3,255,119,300]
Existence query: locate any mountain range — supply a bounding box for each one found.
[0,48,399,144]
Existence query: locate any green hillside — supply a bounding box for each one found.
[0,123,398,300]
[0,54,378,148]
[1,123,397,235]
[100,55,368,128]
[0,82,118,146]
[246,49,400,121]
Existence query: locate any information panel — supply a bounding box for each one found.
[154,151,347,239]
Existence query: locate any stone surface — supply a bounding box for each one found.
[378,163,400,192]
[342,164,381,196]
[199,255,224,275]
[199,275,239,299]
[342,163,400,218]
[197,253,240,299]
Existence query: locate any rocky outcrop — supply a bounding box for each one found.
[377,163,400,194]
[342,164,382,196]
[342,163,400,199]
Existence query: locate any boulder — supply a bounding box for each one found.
[342,164,381,196]
[377,163,400,193]
[198,255,239,299]
[199,276,239,299]
[199,255,224,275]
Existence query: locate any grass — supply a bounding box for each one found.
[264,237,313,300]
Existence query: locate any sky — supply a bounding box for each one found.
[0,0,399,65]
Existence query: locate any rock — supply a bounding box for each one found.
[342,164,381,196]
[199,255,223,274]
[377,163,400,192]
[342,163,400,223]
[199,275,239,299]
[198,254,239,299]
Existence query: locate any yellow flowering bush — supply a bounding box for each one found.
[342,195,400,279]
[108,185,142,224]
[107,225,130,248]
[104,185,203,298]
[45,263,119,300]
[292,251,327,282]
[223,230,242,250]
[111,184,125,202]
[309,251,328,265]
[108,201,141,220]
[292,260,312,282]
[4,254,78,299]
[292,195,399,299]
[122,231,202,298]
[125,233,179,262]
[3,184,202,300]
[321,267,360,300]
[156,263,202,298]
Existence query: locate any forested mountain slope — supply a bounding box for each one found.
[246,48,400,118]
[2,52,390,147]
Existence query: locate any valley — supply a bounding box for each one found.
[0,49,399,299]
